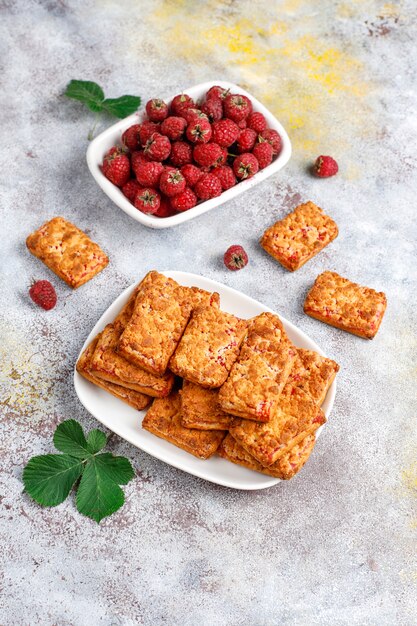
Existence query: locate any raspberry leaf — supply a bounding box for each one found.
[86,429,107,454]
[53,419,92,459]
[75,453,134,523]
[64,80,105,113]
[102,95,141,118]
[23,454,83,507]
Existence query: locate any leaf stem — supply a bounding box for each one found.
[87,113,101,141]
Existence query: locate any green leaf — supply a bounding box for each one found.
[64,79,105,112]
[102,95,141,119]
[76,453,133,523]
[23,454,83,507]
[53,419,91,459]
[86,429,107,454]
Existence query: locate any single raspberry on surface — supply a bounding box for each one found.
[29,280,57,310]
[258,129,282,156]
[170,141,193,167]
[122,179,142,202]
[252,142,274,169]
[170,187,198,212]
[247,111,267,133]
[131,150,148,174]
[145,98,169,122]
[194,173,222,200]
[159,168,186,197]
[154,194,176,218]
[237,128,257,153]
[186,118,212,144]
[134,188,160,214]
[211,118,239,147]
[201,97,223,122]
[144,133,171,161]
[102,147,130,187]
[171,93,195,116]
[223,245,248,271]
[224,94,251,122]
[122,124,141,151]
[160,116,187,141]
[182,108,208,124]
[314,155,339,177]
[193,142,223,168]
[139,121,160,146]
[233,153,259,180]
[135,160,164,187]
[212,165,236,190]
[181,163,203,187]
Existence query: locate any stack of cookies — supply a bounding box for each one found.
[77,271,339,481]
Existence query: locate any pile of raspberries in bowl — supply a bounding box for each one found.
[101,85,283,218]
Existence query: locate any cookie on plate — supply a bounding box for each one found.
[291,349,339,406]
[26,217,109,288]
[260,201,338,271]
[169,306,248,388]
[142,392,226,459]
[180,380,233,430]
[218,433,316,480]
[76,335,151,411]
[303,271,387,339]
[218,313,296,422]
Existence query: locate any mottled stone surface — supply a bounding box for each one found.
[1,1,416,625]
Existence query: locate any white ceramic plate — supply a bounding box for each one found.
[86,81,291,229]
[74,272,337,490]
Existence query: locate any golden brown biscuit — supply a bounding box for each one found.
[76,335,151,411]
[169,306,248,388]
[260,201,338,271]
[217,313,297,422]
[218,433,316,479]
[142,392,225,459]
[180,380,233,430]
[303,271,387,339]
[26,217,109,288]
[295,349,339,406]
[118,271,218,376]
[229,383,326,466]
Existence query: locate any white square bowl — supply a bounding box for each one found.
[86,81,292,229]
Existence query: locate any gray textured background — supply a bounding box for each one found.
[1,1,416,625]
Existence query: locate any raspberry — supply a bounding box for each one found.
[314,155,339,177]
[194,173,222,200]
[171,93,195,116]
[159,168,186,197]
[211,119,239,147]
[122,124,141,151]
[29,280,57,310]
[170,141,193,167]
[206,86,230,100]
[102,147,130,187]
[134,188,160,214]
[139,121,160,146]
[237,128,257,153]
[160,116,187,140]
[193,143,223,168]
[122,179,142,202]
[223,245,248,271]
[170,187,198,212]
[181,164,203,187]
[145,98,169,122]
[144,133,171,161]
[247,111,267,133]
[216,146,228,167]
[233,153,259,180]
[212,165,236,190]
[258,129,282,156]
[135,160,164,187]
[237,119,247,129]
[186,119,212,144]
[201,97,223,121]
[252,142,273,169]
[131,150,148,173]
[182,108,208,124]
[224,94,251,122]
[154,195,176,218]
